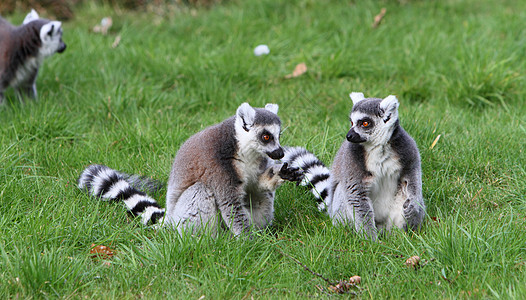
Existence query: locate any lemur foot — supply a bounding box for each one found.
[403,199,417,216]
[278,162,304,183]
[403,198,424,231]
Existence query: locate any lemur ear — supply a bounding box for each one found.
[236,102,256,132]
[380,95,399,123]
[40,21,61,43]
[23,9,39,25]
[349,92,365,105]
[264,103,279,115]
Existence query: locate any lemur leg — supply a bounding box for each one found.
[22,83,37,99]
[401,175,426,231]
[216,185,253,237]
[17,73,38,100]
[250,162,303,228]
[164,182,219,235]
[248,163,286,228]
[333,181,377,240]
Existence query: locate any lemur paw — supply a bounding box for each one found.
[403,199,421,219]
[278,162,304,183]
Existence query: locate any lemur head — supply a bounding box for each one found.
[23,9,67,57]
[235,102,284,160]
[346,92,399,146]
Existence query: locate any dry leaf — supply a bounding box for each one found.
[372,8,387,28]
[90,243,116,259]
[93,17,112,35]
[285,63,307,78]
[328,276,361,294]
[349,275,361,284]
[111,35,121,49]
[429,134,441,149]
[405,255,421,269]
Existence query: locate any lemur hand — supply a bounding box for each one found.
[278,162,304,183]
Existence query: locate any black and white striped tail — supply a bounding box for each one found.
[77,164,165,225]
[283,147,330,212]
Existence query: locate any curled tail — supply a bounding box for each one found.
[77,164,165,225]
[283,147,330,211]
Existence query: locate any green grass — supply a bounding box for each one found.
[1,0,525,298]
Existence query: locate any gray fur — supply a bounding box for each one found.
[0,10,66,103]
[284,93,425,240]
[165,103,301,236]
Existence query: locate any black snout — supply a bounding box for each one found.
[346,128,366,143]
[267,147,284,160]
[57,41,66,53]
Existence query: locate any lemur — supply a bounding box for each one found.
[0,9,66,103]
[283,93,425,240]
[78,103,302,236]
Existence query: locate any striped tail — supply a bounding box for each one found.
[282,147,330,212]
[77,164,165,225]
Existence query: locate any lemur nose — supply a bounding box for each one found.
[267,147,284,160]
[347,128,366,143]
[346,128,354,141]
[57,43,67,53]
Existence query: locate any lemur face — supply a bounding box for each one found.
[235,103,284,160]
[346,94,399,146]
[347,111,377,144]
[254,123,284,160]
[39,21,67,57]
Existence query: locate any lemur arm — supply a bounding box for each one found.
[259,162,303,191]
[216,186,253,236]
[401,170,426,231]
[346,181,378,240]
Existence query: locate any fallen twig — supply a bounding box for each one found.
[276,246,335,286]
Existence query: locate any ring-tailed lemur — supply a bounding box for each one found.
[78,103,303,236]
[0,9,66,104]
[284,93,425,240]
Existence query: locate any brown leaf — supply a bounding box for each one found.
[90,243,116,259]
[328,276,361,294]
[112,35,122,49]
[372,8,387,28]
[285,63,307,78]
[93,17,113,35]
[328,281,349,294]
[349,275,361,284]
[429,134,441,149]
[405,255,421,269]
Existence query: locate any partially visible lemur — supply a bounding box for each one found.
[283,93,425,240]
[78,103,302,236]
[0,9,66,103]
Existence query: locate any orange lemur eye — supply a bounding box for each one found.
[362,121,369,127]
[262,134,270,141]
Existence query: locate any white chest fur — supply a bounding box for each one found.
[10,56,42,87]
[235,147,265,186]
[364,144,403,228]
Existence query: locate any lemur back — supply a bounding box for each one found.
[78,103,302,236]
[284,92,425,240]
[0,9,66,104]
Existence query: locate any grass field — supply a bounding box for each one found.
[1,0,525,298]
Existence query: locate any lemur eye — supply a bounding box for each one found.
[351,121,354,126]
[362,121,369,127]
[262,134,271,141]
